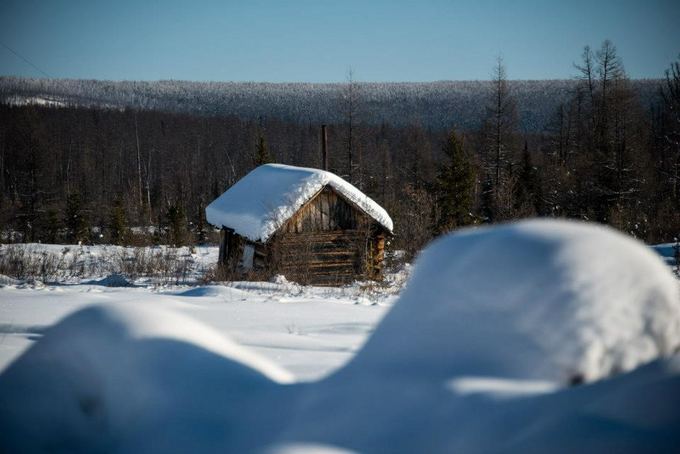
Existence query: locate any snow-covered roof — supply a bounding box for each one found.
[206,164,393,242]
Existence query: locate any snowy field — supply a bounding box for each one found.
[0,280,396,382]
[1,219,680,453]
[0,244,403,380]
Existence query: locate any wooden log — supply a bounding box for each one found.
[276,231,365,242]
[311,261,358,268]
[303,269,357,276]
[278,265,356,273]
[321,194,329,230]
[310,251,358,258]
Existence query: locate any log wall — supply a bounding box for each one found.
[281,186,364,233]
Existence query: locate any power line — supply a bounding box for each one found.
[0,40,52,78]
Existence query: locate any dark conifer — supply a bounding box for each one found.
[166,204,187,246]
[64,193,88,243]
[109,200,128,245]
[434,130,476,234]
[514,141,541,215]
[45,209,62,243]
[253,135,272,167]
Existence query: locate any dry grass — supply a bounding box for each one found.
[0,244,198,285]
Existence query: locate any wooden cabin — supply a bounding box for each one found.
[206,164,393,285]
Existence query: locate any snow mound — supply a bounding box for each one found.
[17,278,45,289]
[351,219,680,384]
[264,442,358,454]
[281,355,680,453]
[2,220,680,452]
[175,285,244,298]
[0,303,293,452]
[272,274,290,285]
[0,274,19,287]
[205,164,393,242]
[86,273,133,287]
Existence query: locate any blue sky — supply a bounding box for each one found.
[0,0,678,82]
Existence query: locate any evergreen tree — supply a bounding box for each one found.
[253,135,272,167]
[513,141,541,215]
[109,200,128,245]
[45,208,62,243]
[434,130,476,234]
[64,193,88,243]
[153,214,164,246]
[166,204,187,246]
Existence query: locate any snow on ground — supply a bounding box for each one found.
[1,219,680,452]
[206,163,393,242]
[3,94,68,107]
[0,281,394,382]
[0,242,405,379]
[351,219,680,384]
[0,251,398,452]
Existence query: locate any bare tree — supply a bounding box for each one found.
[660,56,680,201]
[479,57,520,220]
[575,45,596,111]
[344,67,361,186]
[596,40,624,124]
[134,114,143,213]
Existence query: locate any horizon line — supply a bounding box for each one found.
[0,74,665,84]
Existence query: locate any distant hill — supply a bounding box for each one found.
[0,76,662,132]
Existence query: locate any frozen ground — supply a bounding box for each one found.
[0,276,398,382]
[1,220,680,453]
[0,241,405,380]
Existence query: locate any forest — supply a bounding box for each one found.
[1,40,679,257]
[0,72,661,133]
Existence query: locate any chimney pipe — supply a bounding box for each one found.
[321,124,328,171]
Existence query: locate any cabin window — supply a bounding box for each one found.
[242,244,255,270]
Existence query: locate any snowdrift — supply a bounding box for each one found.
[350,219,680,384]
[1,219,679,453]
[0,304,292,452]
